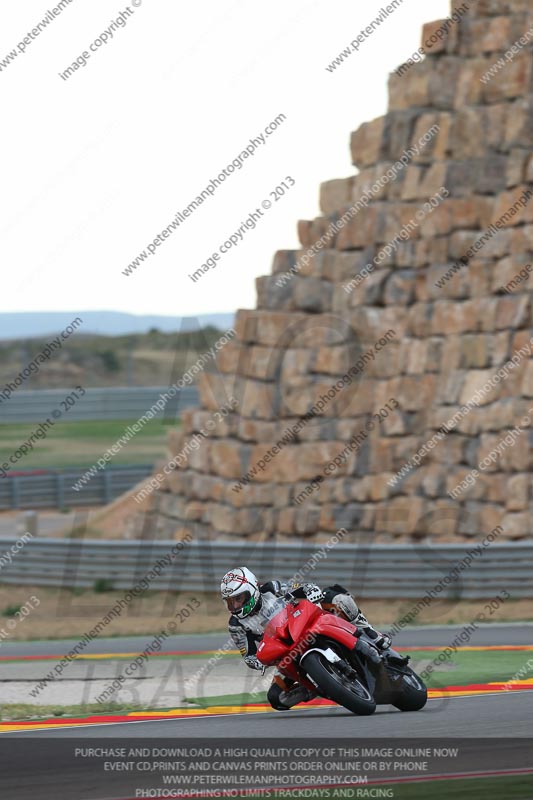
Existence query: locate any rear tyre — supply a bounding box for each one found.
[391,667,427,711]
[301,652,376,716]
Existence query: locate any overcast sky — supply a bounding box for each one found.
[1,0,450,319]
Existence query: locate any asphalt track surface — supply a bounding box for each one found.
[9,689,533,739]
[3,624,533,740]
[4,694,533,799]
[2,626,533,799]
[3,622,533,657]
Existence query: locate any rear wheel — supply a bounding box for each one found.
[390,667,427,711]
[301,651,376,716]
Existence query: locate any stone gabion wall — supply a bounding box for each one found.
[147,0,533,543]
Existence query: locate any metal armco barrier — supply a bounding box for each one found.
[0,466,152,510]
[0,386,199,423]
[0,538,530,598]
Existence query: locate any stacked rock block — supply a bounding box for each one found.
[150,0,533,543]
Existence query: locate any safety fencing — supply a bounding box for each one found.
[0,466,152,510]
[0,538,530,598]
[0,386,199,423]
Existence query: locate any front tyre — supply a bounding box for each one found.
[391,667,427,711]
[301,652,376,716]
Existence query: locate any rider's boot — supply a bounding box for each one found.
[279,685,316,708]
[267,674,316,711]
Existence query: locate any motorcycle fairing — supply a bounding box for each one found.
[258,598,358,668]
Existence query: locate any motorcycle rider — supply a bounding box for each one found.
[220,567,392,711]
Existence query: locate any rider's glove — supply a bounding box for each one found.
[355,637,382,666]
[244,655,264,670]
[302,583,324,604]
[374,633,392,651]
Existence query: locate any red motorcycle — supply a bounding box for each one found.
[257,595,427,716]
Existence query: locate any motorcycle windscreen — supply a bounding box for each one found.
[258,605,293,665]
[263,603,290,640]
[286,598,324,644]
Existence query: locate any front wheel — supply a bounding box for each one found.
[301,652,376,716]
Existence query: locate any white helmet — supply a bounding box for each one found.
[220,567,261,618]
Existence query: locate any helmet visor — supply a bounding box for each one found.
[226,591,252,614]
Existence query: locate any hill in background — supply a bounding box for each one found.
[0,326,227,389]
[0,311,234,340]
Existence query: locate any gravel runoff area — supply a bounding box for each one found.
[0,648,457,709]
